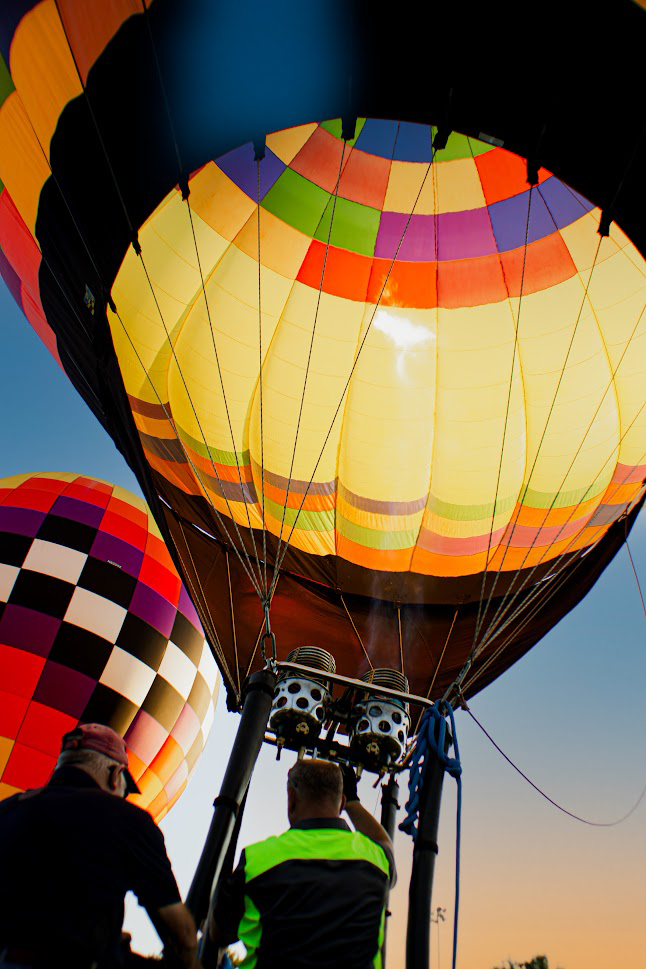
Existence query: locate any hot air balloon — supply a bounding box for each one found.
[0,3,645,964]
[0,3,643,708]
[0,472,219,822]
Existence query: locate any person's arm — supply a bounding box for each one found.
[152,902,200,969]
[341,766,396,885]
[124,806,199,966]
[344,799,394,855]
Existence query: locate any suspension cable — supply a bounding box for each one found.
[460,462,646,694]
[465,702,646,826]
[472,186,645,659]
[415,606,459,735]
[472,204,605,648]
[51,0,268,603]
[625,535,646,620]
[470,284,644,665]
[339,594,375,672]
[269,136,349,595]
[174,519,232,682]
[184,195,265,593]
[469,395,646,674]
[471,178,534,652]
[268,126,437,597]
[134,251,266,598]
[257,154,269,600]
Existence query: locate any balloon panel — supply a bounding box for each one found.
[0,473,219,822]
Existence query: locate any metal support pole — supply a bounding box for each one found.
[187,667,277,927]
[405,718,451,969]
[379,774,400,969]
[380,773,400,840]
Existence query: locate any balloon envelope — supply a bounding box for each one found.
[0,473,219,822]
[0,4,644,705]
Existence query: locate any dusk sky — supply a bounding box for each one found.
[1,284,645,968]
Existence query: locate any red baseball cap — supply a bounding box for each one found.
[61,723,140,795]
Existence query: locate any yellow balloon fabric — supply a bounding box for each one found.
[110,121,646,589]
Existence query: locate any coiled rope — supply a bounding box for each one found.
[400,702,462,969]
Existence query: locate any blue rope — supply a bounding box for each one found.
[400,703,462,969]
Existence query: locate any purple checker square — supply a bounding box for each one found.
[129,582,176,638]
[436,209,498,261]
[0,248,23,309]
[33,661,97,718]
[217,145,285,202]
[125,709,167,764]
[539,177,594,230]
[90,531,144,578]
[489,187,556,253]
[178,584,202,633]
[0,506,46,537]
[376,213,437,261]
[375,213,417,260]
[0,604,60,657]
[51,496,105,529]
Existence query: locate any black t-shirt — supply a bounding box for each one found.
[0,766,181,967]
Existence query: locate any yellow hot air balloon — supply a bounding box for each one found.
[0,2,644,707]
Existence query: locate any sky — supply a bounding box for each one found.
[1,285,645,969]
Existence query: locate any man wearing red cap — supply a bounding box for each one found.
[0,723,199,969]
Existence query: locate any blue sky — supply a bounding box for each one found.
[2,286,645,968]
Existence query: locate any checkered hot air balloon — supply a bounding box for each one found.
[0,472,219,822]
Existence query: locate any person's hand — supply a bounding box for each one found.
[341,764,359,804]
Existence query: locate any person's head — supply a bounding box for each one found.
[286,759,345,824]
[57,723,140,799]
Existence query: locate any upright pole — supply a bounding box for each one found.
[379,773,400,968]
[380,773,400,840]
[187,667,277,927]
[405,717,451,969]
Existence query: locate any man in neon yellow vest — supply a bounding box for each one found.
[209,760,395,968]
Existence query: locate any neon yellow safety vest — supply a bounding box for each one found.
[235,819,393,969]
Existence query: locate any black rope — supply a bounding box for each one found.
[257,158,269,599]
[473,334,646,668]
[471,177,534,651]
[184,197,265,593]
[446,163,645,698]
[474,167,646,651]
[137,2,267,606]
[134,251,265,598]
[49,0,270,611]
[470,200,643,659]
[471,233,607,654]
[466,706,646,826]
[269,136,349,595]
[460,445,646,692]
[472,198,599,645]
[268,124,438,597]
[174,519,233,684]
[109,295,264,605]
[625,536,646,619]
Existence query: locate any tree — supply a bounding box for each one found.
[492,957,561,969]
